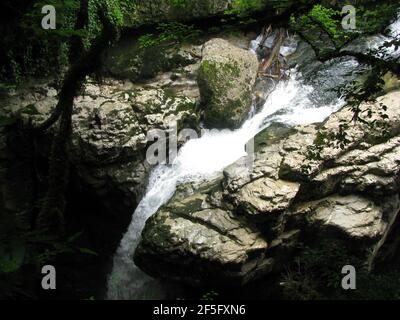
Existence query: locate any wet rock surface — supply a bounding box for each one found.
[136,90,400,287]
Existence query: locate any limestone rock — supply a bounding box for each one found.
[288,195,387,239]
[198,38,259,129]
[232,177,300,217]
[135,180,270,286]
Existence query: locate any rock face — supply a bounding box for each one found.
[103,39,198,82]
[0,77,200,216]
[136,90,400,286]
[289,195,388,239]
[198,38,259,129]
[70,80,199,213]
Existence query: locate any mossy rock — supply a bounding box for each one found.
[382,72,400,93]
[253,122,296,153]
[197,39,259,129]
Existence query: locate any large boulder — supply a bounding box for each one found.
[197,38,259,129]
[134,178,272,286]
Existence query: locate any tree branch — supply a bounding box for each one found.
[36,8,119,234]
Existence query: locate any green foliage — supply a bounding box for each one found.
[0,0,79,83]
[225,0,263,16]
[308,4,340,38]
[0,0,127,84]
[290,4,346,52]
[280,239,400,300]
[138,22,201,49]
[169,0,188,8]
[291,1,400,51]
[106,0,124,27]
[280,263,322,300]
[280,240,360,299]
[0,240,26,274]
[0,219,98,299]
[356,2,400,34]
[200,291,219,301]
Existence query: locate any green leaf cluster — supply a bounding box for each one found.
[224,0,264,16]
[138,22,201,49]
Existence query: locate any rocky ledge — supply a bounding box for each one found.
[135,90,400,287]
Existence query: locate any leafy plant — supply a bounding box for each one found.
[138,22,201,49]
[308,5,341,39]
[224,0,263,16]
[170,0,187,8]
[280,239,400,300]
[200,290,219,301]
[0,240,26,274]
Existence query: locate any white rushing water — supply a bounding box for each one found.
[106,68,345,299]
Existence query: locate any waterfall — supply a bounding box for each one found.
[106,67,344,299]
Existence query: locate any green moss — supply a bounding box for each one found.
[254,123,296,152]
[140,213,173,247]
[198,59,250,129]
[382,72,400,93]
